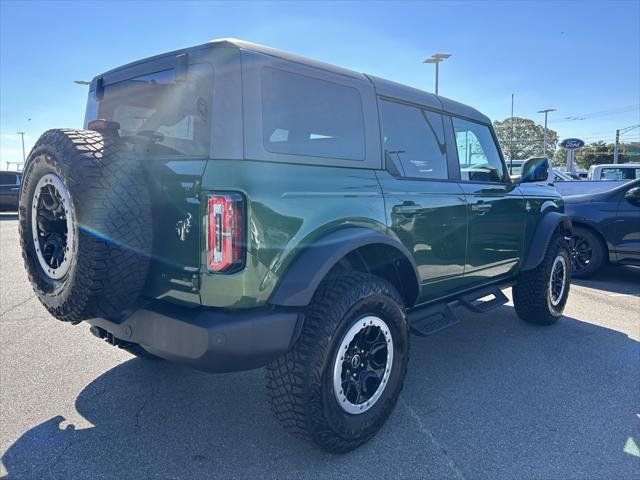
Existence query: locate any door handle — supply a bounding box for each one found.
[471,202,492,214]
[393,205,421,216]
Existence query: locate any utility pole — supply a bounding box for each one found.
[16,131,26,162]
[509,94,514,173]
[614,124,640,163]
[537,109,556,158]
[423,53,451,95]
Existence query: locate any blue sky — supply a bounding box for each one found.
[1,0,639,169]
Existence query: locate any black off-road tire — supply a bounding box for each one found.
[265,272,409,454]
[19,129,152,323]
[570,226,606,278]
[513,233,571,325]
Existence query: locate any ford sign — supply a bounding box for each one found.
[560,138,585,149]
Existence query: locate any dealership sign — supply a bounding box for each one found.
[560,138,585,149]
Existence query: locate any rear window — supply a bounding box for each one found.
[261,67,365,161]
[600,167,639,180]
[96,63,213,156]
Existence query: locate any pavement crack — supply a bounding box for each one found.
[400,396,467,480]
[1,294,36,316]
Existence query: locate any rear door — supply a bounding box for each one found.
[376,99,467,303]
[449,116,526,282]
[84,47,240,305]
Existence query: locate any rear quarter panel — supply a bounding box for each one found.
[199,160,386,308]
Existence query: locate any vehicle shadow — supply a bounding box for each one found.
[2,309,639,479]
[572,264,640,296]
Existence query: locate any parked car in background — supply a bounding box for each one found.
[554,180,627,196]
[588,163,640,181]
[564,179,640,277]
[0,171,22,211]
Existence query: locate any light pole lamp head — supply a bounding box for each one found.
[423,53,452,64]
[537,108,556,114]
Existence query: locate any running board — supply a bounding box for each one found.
[408,303,459,337]
[408,284,511,336]
[458,287,509,313]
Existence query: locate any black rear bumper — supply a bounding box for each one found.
[87,301,303,373]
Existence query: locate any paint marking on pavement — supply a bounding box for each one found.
[400,396,467,480]
[624,437,640,458]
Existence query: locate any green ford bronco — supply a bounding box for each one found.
[19,39,572,453]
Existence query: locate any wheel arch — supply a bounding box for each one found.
[521,212,573,271]
[268,227,420,308]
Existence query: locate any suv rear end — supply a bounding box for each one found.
[20,39,571,454]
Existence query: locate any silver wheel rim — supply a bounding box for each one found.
[31,173,76,280]
[549,255,567,307]
[332,315,394,415]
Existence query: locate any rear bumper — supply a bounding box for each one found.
[87,301,303,373]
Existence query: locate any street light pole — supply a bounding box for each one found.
[537,108,556,158]
[16,131,26,163]
[509,93,514,173]
[423,53,451,95]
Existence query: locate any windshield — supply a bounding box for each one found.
[90,63,213,156]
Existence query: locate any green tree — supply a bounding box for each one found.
[493,117,558,161]
[554,141,640,170]
[553,148,567,168]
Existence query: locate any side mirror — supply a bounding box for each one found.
[625,186,640,205]
[520,157,551,183]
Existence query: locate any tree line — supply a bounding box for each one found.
[492,116,639,170]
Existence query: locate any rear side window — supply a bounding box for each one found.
[452,117,506,183]
[261,67,365,160]
[380,100,448,179]
[97,63,213,156]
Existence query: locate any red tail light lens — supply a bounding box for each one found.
[207,193,245,272]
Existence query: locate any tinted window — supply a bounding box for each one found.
[261,67,365,160]
[452,117,506,183]
[0,173,17,184]
[380,100,448,179]
[97,64,213,156]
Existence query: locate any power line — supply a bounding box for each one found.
[549,105,640,124]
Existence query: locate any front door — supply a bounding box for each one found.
[377,99,467,303]
[614,182,640,263]
[450,116,527,283]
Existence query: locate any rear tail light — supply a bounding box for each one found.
[207,193,245,272]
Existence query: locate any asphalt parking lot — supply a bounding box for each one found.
[1,211,639,480]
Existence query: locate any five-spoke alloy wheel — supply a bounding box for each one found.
[568,226,605,278]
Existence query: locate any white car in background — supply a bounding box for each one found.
[587,163,640,181]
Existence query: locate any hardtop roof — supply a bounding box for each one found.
[96,38,491,124]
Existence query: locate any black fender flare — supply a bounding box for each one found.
[268,227,420,307]
[521,212,573,271]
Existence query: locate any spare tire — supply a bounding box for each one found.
[19,129,152,323]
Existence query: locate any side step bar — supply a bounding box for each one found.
[408,284,511,337]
